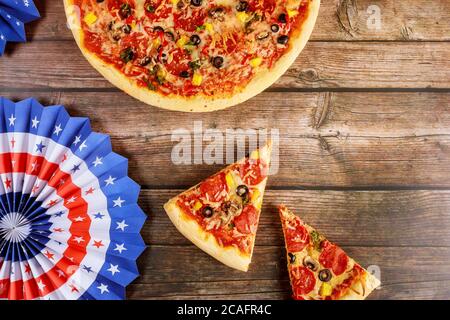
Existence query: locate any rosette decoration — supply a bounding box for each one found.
[0,0,40,55]
[0,97,146,300]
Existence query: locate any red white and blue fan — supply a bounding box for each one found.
[0,0,40,56]
[0,97,147,300]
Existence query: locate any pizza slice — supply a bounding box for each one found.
[279,205,380,300]
[164,142,272,271]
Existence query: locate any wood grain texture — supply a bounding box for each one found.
[140,189,450,247]
[2,91,449,188]
[130,246,450,300]
[2,0,450,300]
[27,0,450,41]
[1,41,450,90]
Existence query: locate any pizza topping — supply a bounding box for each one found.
[303,256,319,272]
[120,47,134,62]
[236,184,249,199]
[319,283,333,297]
[285,223,309,253]
[212,56,224,69]
[199,172,228,202]
[319,241,349,276]
[291,266,316,296]
[318,268,332,282]
[277,35,289,45]
[288,252,296,264]
[74,0,311,98]
[234,204,258,234]
[202,205,214,218]
[119,3,132,19]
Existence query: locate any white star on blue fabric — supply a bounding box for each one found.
[116,220,128,231]
[92,156,103,167]
[113,197,125,207]
[79,140,88,151]
[105,176,116,186]
[73,135,81,145]
[31,116,40,128]
[114,243,127,254]
[107,264,120,276]
[8,114,16,126]
[53,124,63,136]
[97,283,109,294]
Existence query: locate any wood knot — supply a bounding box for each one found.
[298,68,320,83]
[336,0,359,38]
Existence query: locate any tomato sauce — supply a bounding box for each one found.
[75,0,311,97]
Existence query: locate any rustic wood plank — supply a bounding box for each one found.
[129,246,450,300]
[1,91,450,187]
[27,0,450,41]
[1,41,450,90]
[140,190,450,247]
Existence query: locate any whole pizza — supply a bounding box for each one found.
[64,0,320,112]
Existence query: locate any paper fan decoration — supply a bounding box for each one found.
[0,97,147,300]
[0,0,40,56]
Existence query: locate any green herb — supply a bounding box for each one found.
[196,25,206,32]
[311,230,321,250]
[145,4,155,13]
[188,59,202,71]
[119,47,134,63]
[228,222,235,230]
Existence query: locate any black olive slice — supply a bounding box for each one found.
[120,47,134,63]
[212,56,224,69]
[139,56,152,66]
[190,34,201,45]
[277,35,289,45]
[236,1,248,12]
[278,13,287,23]
[119,3,132,19]
[318,269,332,282]
[122,24,132,34]
[153,26,164,33]
[179,70,190,78]
[191,0,202,7]
[271,24,280,33]
[236,185,249,198]
[165,31,175,41]
[288,252,296,264]
[202,206,214,218]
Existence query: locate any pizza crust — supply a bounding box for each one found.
[163,142,271,272]
[339,272,381,300]
[64,0,320,112]
[164,200,252,272]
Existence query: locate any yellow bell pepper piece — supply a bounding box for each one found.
[192,72,203,86]
[193,201,203,211]
[250,57,262,68]
[226,172,235,190]
[236,12,249,23]
[320,283,333,296]
[287,9,299,18]
[84,12,98,26]
[204,22,214,33]
[176,35,189,48]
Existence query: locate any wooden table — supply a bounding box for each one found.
[1,0,450,300]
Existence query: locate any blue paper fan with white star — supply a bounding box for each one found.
[0,0,40,56]
[0,97,146,300]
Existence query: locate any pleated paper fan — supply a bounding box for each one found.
[0,0,40,56]
[0,97,147,300]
